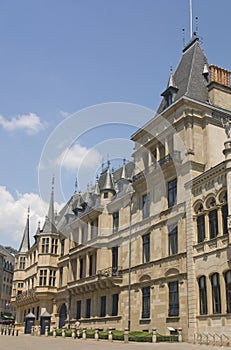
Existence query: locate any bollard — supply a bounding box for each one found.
[152,328,157,343]
[8,328,11,336]
[31,326,34,336]
[108,329,113,342]
[62,327,66,338]
[37,326,41,336]
[124,328,129,343]
[16,329,19,336]
[4,328,7,336]
[178,328,182,343]
[53,326,56,338]
[94,328,99,341]
[77,329,80,339]
[45,326,48,337]
[71,327,76,339]
[11,328,14,336]
[82,328,87,340]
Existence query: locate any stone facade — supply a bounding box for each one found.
[11,36,231,342]
[0,245,16,322]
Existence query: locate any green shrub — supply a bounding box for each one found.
[112,330,124,341]
[99,331,108,339]
[157,334,178,342]
[86,329,95,339]
[129,331,152,342]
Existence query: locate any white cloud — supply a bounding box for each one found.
[59,110,70,118]
[0,113,44,134]
[0,186,64,249]
[56,143,101,171]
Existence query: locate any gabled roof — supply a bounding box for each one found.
[157,37,209,113]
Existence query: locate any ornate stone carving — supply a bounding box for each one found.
[222,117,231,139]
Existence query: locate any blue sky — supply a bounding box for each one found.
[0,0,231,248]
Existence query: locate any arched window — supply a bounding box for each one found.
[225,271,231,313]
[211,273,221,314]
[198,276,207,315]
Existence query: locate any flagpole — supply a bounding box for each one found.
[190,0,193,39]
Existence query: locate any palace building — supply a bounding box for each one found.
[11,35,231,342]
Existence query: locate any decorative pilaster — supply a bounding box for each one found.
[223,138,231,243]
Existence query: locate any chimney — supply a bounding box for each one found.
[208,64,231,110]
[210,64,231,87]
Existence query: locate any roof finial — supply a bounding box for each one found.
[52,175,55,191]
[27,206,30,216]
[195,16,198,35]
[75,175,78,193]
[182,28,185,47]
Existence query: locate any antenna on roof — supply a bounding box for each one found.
[189,0,193,39]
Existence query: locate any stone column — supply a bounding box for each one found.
[217,206,223,236]
[152,328,157,343]
[178,328,183,342]
[94,328,99,341]
[204,212,209,240]
[124,328,129,343]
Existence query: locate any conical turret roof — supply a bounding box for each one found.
[157,37,209,113]
[42,177,57,234]
[18,209,30,253]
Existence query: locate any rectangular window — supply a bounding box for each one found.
[112,247,118,275]
[209,209,218,239]
[113,212,119,233]
[211,273,221,314]
[59,267,63,287]
[222,204,228,235]
[79,257,86,279]
[61,239,65,256]
[39,269,47,286]
[49,269,56,286]
[197,215,205,243]
[142,286,150,319]
[142,233,150,263]
[168,281,179,316]
[41,237,49,254]
[112,294,119,316]
[76,300,81,320]
[168,178,177,207]
[90,219,98,239]
[51,238,58,254]
[100,296,106,317]
[168,224,178,255]
[19,257,25,270]
[142,193,150,219]
[86,299,91,318]
[198,276,207,315]
[89,255,93,276]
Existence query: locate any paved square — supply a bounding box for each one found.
[0,335,228,350]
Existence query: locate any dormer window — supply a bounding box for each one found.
[103,192,108,199]
[167,93,173,107]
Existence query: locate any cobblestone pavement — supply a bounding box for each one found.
[0,335,229,350]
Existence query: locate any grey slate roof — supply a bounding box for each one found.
[157,37,209,113]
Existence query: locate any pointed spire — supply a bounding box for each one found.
[42,176,57,233]
[94,175,100,195]
[167,66,177,89]
[18,208,30,253]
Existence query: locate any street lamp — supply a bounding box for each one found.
[127,188,134,331]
